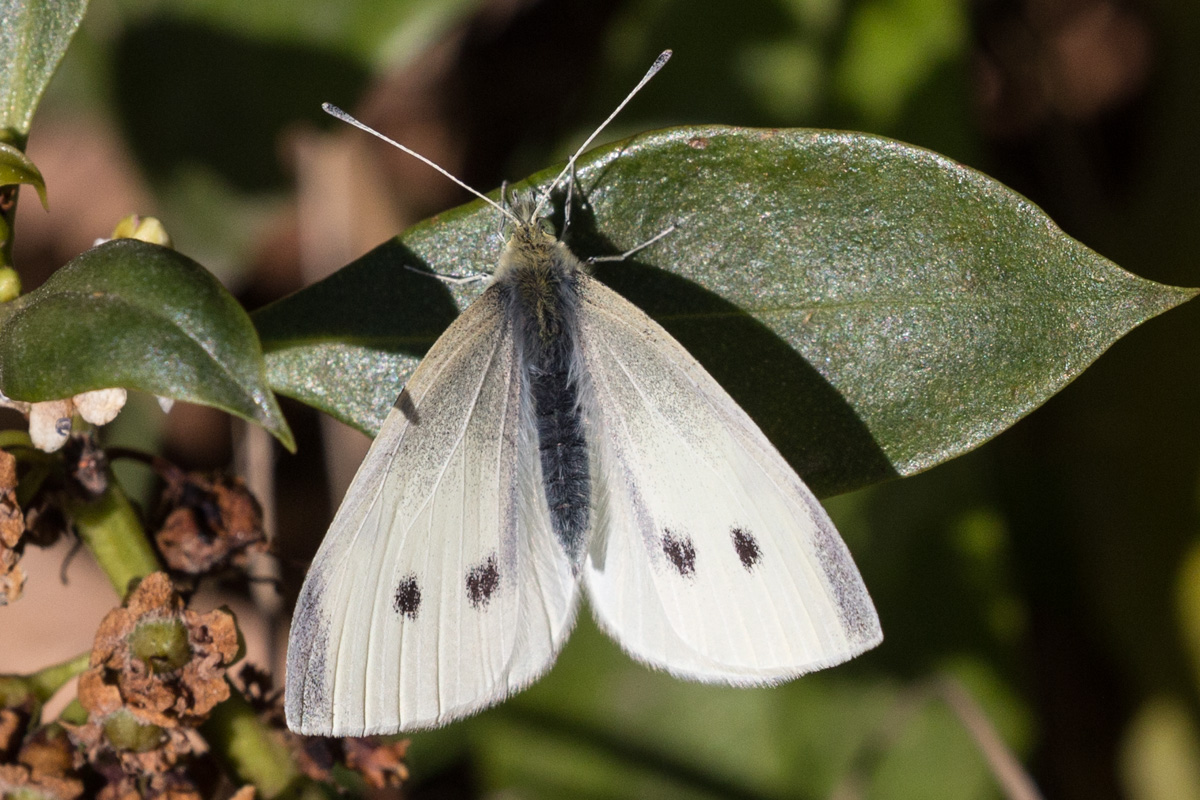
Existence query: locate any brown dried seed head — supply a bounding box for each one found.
[68,711,205,782]
[0,723,83,800]
[96,763,205,800]
[23,500,68,548]
[344,737,410,789]
[0,449,26,605]
[0,762,84,800]
[79,573,241,730]
[0,706,30,760]
[155,472,265,575]
[0,558,25,606]
[294,737,336,784]
[0,448,16,496]
[19,724,82,782]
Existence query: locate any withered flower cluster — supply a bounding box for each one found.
[236,666,411,792]
[0,718,84,800]
[70,572,242,798]
[1,437,412,798]
[0,449,26,605]
[153,471,265,576]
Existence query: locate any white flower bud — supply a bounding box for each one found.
[29,399,74,452]
[73,388,127,425]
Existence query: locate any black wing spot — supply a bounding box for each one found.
[661,529,696,577]
[731,527,762,571]
[466,554,501,609]
[393,575,421,619]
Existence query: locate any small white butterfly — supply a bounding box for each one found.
[285,50,882,736]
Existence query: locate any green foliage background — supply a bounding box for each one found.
[9,0,1200,798]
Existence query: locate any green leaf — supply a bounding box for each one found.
[0,0,89,138]
[256,126,1195,496]
[0,141,47,208]
[0,239,294,450]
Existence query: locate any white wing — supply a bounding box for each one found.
[286,287,578,735]
[577,275,881,682]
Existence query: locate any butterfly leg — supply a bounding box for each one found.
[403,264,490,285]
[587,222,679,264]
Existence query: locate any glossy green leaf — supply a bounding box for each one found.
[0,141,47,208]
[0,239,294,450]
[0,0,89,138]
[255,126,1195,496]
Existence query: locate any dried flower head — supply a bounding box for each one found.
[229,667,410,792]
[78,573,242,731]
[95,765,206,800]
[343,737,410,789]
[70,709,206,788]
[0,448,26,604]
[0,763,84,800]
[154,472,265,575]
[0,704,31,761]
[70,574,241,788]
[0,723,84,800]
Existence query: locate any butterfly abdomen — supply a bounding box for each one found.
[498,226,591,565]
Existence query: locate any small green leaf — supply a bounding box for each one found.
[257,126,1195,495]
[0,239,294,450]
[0,141,47,208]
[0,0,89,138]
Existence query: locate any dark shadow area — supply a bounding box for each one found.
[492,706,776,800]
[112,18,368,192]
[406,755,480,800]
[564,198,899,498]
[252,237,461,360]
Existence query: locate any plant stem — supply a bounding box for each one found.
[0,429,33,449]
[201,685,303,799]
[66,478,160,597]
[0,652,89,717]
[0,185,16,271]
[27,652,90,702]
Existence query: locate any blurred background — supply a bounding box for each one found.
[2,0,1198,797]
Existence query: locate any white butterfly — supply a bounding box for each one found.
[285,51,881,736]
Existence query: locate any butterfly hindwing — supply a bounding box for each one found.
[286,287,578,735]
[576,275,881,682]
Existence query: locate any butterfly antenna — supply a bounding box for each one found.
[532,49,672,220]
[322,103,520,225]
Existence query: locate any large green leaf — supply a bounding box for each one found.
[255,126,1195,496]
[0,0,88,138]
[0,239,294,450]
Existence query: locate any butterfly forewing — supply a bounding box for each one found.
[576,276,881,682]
[286,288,577,735]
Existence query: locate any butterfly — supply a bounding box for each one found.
[285,51,881,736]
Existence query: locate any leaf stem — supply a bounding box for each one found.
[65,478,160,597]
